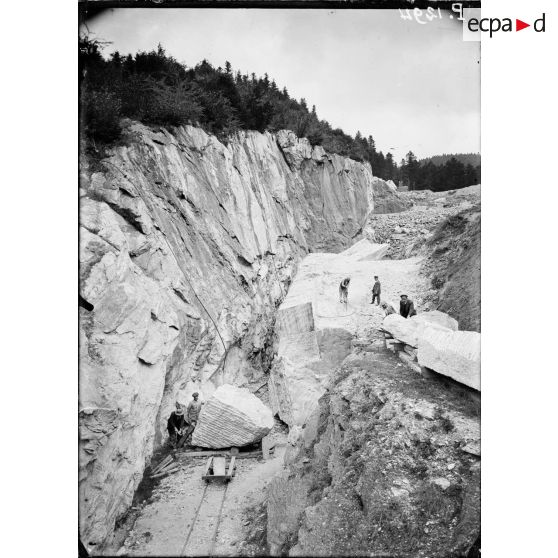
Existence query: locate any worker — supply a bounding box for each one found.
[187,392,203,426]
[399,294,417,318]
[339,277,351,304]
[371,276,381,305]
[175,391,204,448]
[167,401,187,448]
[381,302,396,316]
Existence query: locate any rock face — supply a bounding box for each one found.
[191,384,273,448]
[418,329,481,391]
[420,206,481,332]
[79,122,398,545]
[371,177,412,214]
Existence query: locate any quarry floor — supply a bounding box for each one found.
[282,251,428,342]
[113,444,286,557]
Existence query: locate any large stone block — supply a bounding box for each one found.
[417,328,481,391]
[383,311,457,347]
[191,384,274,448]
[382,314,421,347]
[275,302,315,335]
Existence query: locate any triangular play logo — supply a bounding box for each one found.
[516,19,530,31]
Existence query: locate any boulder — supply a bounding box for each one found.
[371,177,411,214]
[191,384,274,448]
[417,329,480,391]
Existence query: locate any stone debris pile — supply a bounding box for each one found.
[382,310,480,391]
[191,384,274,449]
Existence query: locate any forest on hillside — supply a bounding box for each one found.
[79,36,479,190]
[401,152,481,192]
[421,153,481,167]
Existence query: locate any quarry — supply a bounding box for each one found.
[79,122,480,557]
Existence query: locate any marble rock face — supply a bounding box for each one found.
[191,384,274,448]
[78,120,405,545]
[418,328,481,391]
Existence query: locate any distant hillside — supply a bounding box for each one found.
[421,153,481,167]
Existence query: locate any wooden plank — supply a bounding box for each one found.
[151,455,173,474]
[227,456,236,478]
[160,460,181,472]
[180,450,228,458]
[179,449,263,460]
[150,465,181,479]
[213,456,226,477]
[179,449,263,458]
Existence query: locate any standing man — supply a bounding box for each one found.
[371,276,381,305]
[339,277,351,304]
[399,294,417,318]
[177,392,204,447]
[187,392,203,427]
[167,401,186,448]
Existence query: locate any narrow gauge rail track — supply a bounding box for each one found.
[179,480,230,556]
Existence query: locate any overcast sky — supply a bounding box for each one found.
[84,8,480,162]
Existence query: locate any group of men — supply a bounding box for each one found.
[338,275,417,318]
[166,392,203,449]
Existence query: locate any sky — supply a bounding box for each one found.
[84,8,480,162]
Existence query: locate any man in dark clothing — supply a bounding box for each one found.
[399,294,417,318]
[167,402,186,448]
[339,277,350,304]
[371,276,381,305]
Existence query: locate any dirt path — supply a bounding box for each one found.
[117,446,286,556]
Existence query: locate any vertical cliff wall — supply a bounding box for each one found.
[79,122,380,546]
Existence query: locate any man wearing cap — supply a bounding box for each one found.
[167,401,187,448]
[176,392,203,447]
[187,392,203,426]
[399,294,417,318]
